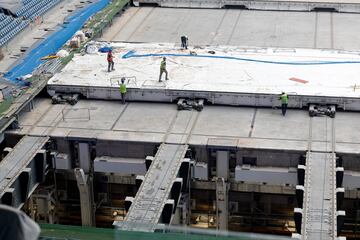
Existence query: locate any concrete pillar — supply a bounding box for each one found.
[294,208,302,234]
[19,168,31,202]
[216,151,229,180]
[135,175,144,190]
[170,178,183,213]
[336,188,345,210]
[125,196,134,212]
[299,155,306,166]
[1,188,14,206]
[296,185,304,208]
[78,142,91,173]
[336,167,344,188]
[34,150,46,183]
[74,168,95,226]
[337,210,346,235]
[179,158,190,192]
[216,177,228,230]
[162,199,175,224]
[297,165,306,186]
[145,156,154,170]
[336,156,343,168]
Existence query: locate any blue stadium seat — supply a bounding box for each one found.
[0,0,60,47]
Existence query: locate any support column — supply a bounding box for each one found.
[74,168,95,226]
[216,151,229,180]
[216,177,228,231]
[78,142,91,173]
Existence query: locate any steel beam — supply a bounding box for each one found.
[0,136,49,209]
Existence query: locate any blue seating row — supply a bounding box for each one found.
[16,0,39,17]
[0,18,23,38]
[0,21,29,47]
[0,0,61,47]
[16,0,61,20]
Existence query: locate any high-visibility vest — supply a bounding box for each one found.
[160,60,166,70]
[280,94,288,104]
[120,83,127,93]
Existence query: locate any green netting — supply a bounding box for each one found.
[39,224,290,240]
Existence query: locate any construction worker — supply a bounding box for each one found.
[107,50,114,72]
[279,92,289,116]
[120,77,127,104]
[181,35,188,49]
[159,57,168,82]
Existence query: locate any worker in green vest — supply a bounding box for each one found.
[279,92,289,116]
[159,57,169,82]
[120,77,127,104]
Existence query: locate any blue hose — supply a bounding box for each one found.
[122,50,360,65]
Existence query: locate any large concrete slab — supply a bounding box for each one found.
[112,103,177,133]
[48,43,360,98]
[11,98,360,154]
[192,106,253,138]
[100,7,360,51]
[252,109,309,141]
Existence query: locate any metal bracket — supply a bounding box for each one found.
[177,98,204,111]
[52,93,80,105]
[309,104,336,118]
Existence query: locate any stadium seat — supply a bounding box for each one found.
[0,0,60,47]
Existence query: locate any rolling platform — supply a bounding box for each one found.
[48,43,360,111]
[115,143,188,232]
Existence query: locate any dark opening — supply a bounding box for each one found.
[223,5,248,10]
[311,7,337,12]
[243,157,257,166]
[0,7,16,17]
[139,2,159,7]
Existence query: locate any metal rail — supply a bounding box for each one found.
[301,117,338,239]
[117,143,188,232]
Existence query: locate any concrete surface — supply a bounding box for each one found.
[10,98,360,154]
[100,7,360,51]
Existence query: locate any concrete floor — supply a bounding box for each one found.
[100,7,360,51]
[10,98,360,154]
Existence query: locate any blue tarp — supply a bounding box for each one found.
[4,0,110,84]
